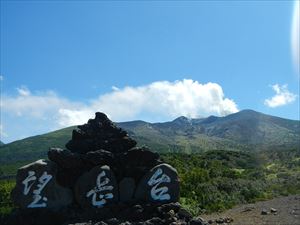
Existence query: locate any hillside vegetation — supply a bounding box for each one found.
[162,148,300,214]
[0,126,75,164]
[1,149,299,218]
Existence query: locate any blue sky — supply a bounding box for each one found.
[0,1,299,143]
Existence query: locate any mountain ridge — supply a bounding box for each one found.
[0,110,299,164]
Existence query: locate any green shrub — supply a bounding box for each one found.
[0,179,15,217]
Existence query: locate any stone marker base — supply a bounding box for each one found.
[3,202,209,225]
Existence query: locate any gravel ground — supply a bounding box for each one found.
[200,195,300,225]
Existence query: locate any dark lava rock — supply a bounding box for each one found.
[11,159,73,210]
[74,165,118,208]
[82,150,115,166]
[270,207,277,213]
[144,217,164,225]
[47,113,163,190]
[121,147,161,167]
[4,202,208,225]
[117,147,163,183]
[157,202,181,214]
[135,163,180,203]
[105,217,119,225]
[261,209,269,215]
[48,148,89,188]
[224,217,233,223]
[189,217,208,225]
[177,208,193,221]
[94,222,108,225]
[48,148,84,169]
[4,208,70,225]
[48,148,116,188]
[66,112,136,154]
[128,204,144,220]
[119,177,136,202]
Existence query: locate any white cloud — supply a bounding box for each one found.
[16,86,31,96]
[61,79,238,125]
[291,0,299,75]
[2,88,83,118]
[58,109,94,127]
[264,84,297,108]
[2,79,238,129]
[111,86,120,91]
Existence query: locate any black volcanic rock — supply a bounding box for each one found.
[4,202,207,225]
[81,149,115,167]
[48,148,84,169]
[47,114,163,188]
[117,147,163,183]
[122,147,161,167]
[135,163,180,203]
[48,148,114,170]
[119,177,136,202]
[48,148,89,188]
[66,112,137,154]
[11,159,73,210]
[48,148,116,188]
[74,165,118,208]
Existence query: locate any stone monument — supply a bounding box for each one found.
[7,112,207,225]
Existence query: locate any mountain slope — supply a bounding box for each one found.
[194,110,300,147]
[0,126,75,163]
[120,109,299,152]
[0,110,299,164]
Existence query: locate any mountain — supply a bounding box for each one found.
[0,141,4,147]
[119,109,300,152]
[0,110,299,164]
[194,109,299,147]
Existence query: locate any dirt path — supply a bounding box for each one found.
[200,195,300,225]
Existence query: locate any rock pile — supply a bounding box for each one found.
[7,112,206,225]
[7,202,208,225]
[65,112,137,154]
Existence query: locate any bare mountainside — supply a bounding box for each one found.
[119,109,300,152]
[0,110,299,164]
